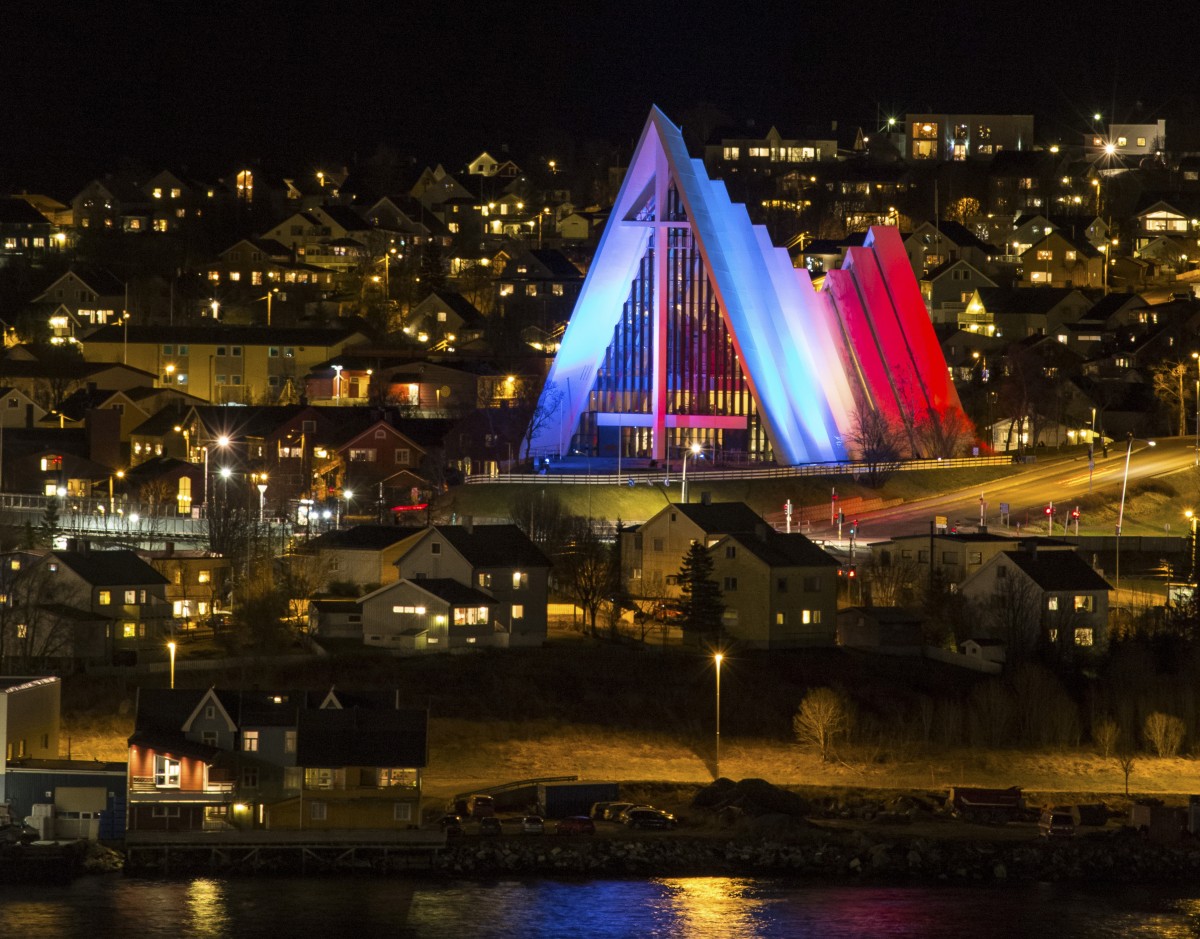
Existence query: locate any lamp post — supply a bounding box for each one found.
[108,469,124,514]
[254,473,268,523]
[332,364,343,405]
[340,489,353,529]
[1088,407,1097,492]
[714,652,723,780]
[1187,510,1198,585]
[258,288,279,327]
[122,312,131,364]
[1115,434,1156,605]
[168,641,176,690]
[1192,352,1200,466]
[681,442,702,504]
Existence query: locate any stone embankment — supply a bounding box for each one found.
[430,829,1200,883]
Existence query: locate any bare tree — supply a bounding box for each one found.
[1093,718,1119,759]
[519,380,564,460]
[1143,711,1186,758]
[555,518,618,637]
[915,406,975,459]
[1151,360,1190,436]
[1116,749,1135,796]
[845,403,905,487]
[861,554,919,606]
[793,687,852,762]
[980,575,1042,658]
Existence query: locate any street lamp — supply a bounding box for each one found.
[332,364,343,405]
[340,489,353,528]
[258,288,279,326]
[1191,352,1200,466]
[254,473,268,523]
[1088,407,1097,492]
[714,652,723,780]
[122,312,131,364]
[1115,434,1156,604]
[168,641,176,690]
[681,442,703,504]
[1187,510,1198,585]
[108,469,124,514]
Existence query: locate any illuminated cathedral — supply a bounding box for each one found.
[529,107,966,466]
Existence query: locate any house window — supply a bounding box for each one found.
[125,589,136,604]
[202,731,218,746]
[198,570,211,584]
[16,623,26,638]
[653,538,664,552]
[1074,628,1094,646]
[98,590,111,605]
[1074,595,1094,612]
[512,604,524,619]
[1036,249,1052,260]
[305,768,334,789]
[431,542,441,555]
[154,755,181,788]
[151,805,180,818]
[775,612,785,625]
[777,578,788,592]
[395,448,410,464]
[241,767,259,788]
[969,552,982,564]
[173,600,192,617]
[1047,596,1059,611]
[512,571,527,590]
[802,576,821,592]
[310,802,327,821]
[243,730,259,752]
[349,449,376,462]
[725,546,736,559]
[205,705,215,719]
[393,804,412,822]
[122,622,137,638]
[478,573,492,588]
[723,577,738,590]
[285,730,296,753]
[802,610,821,624]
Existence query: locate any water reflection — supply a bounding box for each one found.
[186,878,228,937]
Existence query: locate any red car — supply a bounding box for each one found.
[555,816,596,835]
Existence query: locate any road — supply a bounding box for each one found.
[823,436,1197,541]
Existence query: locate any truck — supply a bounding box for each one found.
[947,786,1024,824]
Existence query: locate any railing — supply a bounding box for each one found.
[465,454,1013,485]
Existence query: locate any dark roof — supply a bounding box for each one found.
[0,198,51,225]
[421,291,487,326]
[309,524,423,551]
[309,598,360,611]
[723,530,840,568]
[405,577,497,605]
[53,549,168,587]
[977,286,1081,316]
[674,502,766,534]
[527,248,584,279]
[317,205,370,231]
[924,258,994,282]
[431,523,551,569]
[296,707,427,768]
[1002,550,1112,591]
[926,220,996,253]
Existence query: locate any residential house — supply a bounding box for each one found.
[0,678,60,789]
[126,687,428,834]
[301,525,424,592]
[1085,120,1166,158]
[1020,231,1103,288]
[32,267,125,334]
[80,325,367,405]
[872,533,1078,593]
[708,528,840,647]
[905,113,1033,161]
[622,501,768,603]
[921,260,997,325]
[702,125,836,174]
[358,578,500,650]
[407,291,488,347]
[394,523,551,647]
[495,248,584,330]
[957,545,1111,653]
[986,150,1060,215]
[904,221,997,278]
[0,547,173,666]
[959,286,1092,338]
[307,598,362,639]
[71,176,152,232]
[1133,197,1200,253]
[143,545,231,631]
[0,198,58,266]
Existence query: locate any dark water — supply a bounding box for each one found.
[4,875,1200,938]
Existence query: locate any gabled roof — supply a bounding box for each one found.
[719,529,839,568]
[0,198,52,225]
[526,248,585,279]
[296,707,427,768]
[1002,549,1111,591]
[400,577,498,605]
[924,259,997,284]
[977,286,1083,315]
[52,549,168,587]
[309,524,423,551]
[670,501,766,534]
[428,523,550,569]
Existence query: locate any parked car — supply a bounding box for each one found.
[479,816,503,836]
[1039,809,1076,838]
[616,804,656,824]
[556,816,596,835]
[467,794,495,818]
[521,815,545,834]
[602,802,635,822]
[624,808,677,831]
[438,814,464,837]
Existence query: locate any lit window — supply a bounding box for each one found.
[154,755,181,788]
[512,604,524,619]
[98,590,111,605]
[1047,596,1059,611]
[1074,628,1094,646]
[310,802,327,821]
[198,570,211,584]
[243,731,259,752]
[285,731,296,753]
[1073,595,1094,612]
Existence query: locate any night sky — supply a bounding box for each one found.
[3,1,1197,193]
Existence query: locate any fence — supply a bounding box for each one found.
[464,454,1013,486]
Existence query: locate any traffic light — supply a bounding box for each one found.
[1044,505,1053,516]
[1071,507,1080,520]
[849,520,858,536]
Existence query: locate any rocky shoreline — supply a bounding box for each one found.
[429,828,1200,884]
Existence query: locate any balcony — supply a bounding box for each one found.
[130,776,235,802]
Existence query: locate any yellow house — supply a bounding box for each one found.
[80,325,367,405]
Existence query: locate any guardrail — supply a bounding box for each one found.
[464,454,1014,485]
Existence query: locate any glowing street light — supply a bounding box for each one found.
[1115,435,1156,604]
[680,442,703,504]
[1186,510,1198,584]
[714,652,723,780]
[168,640,177,690]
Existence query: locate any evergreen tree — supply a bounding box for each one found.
[677,541,724,644]
[39,496,61,548]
